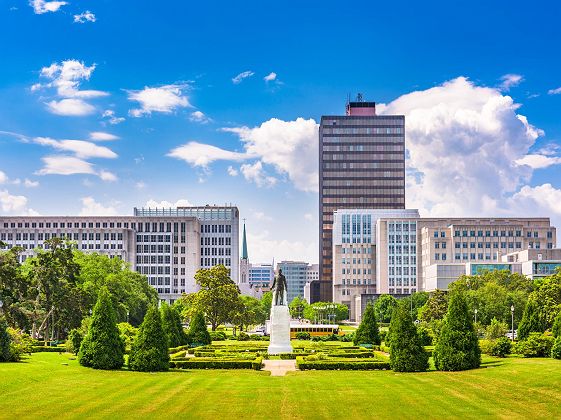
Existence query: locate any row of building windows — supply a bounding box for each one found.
[388,222,416,232]
[136,255,172,264]
[201,247,231,256]
[389,266,417,275]
[452,229,551,238]
[341,247,373,254]
[340,279,374,285]
[389,234,417,243]
[136,245,171,253]
[389,256,417,265]
[341,258,373,265]
[323,179,405,187]
[138,266,171,275]
[389,278,417,287]
[341,268,373,275]
[2,221,130,229]
[201,257,231,267]
[201,224,232,234]
[389,245,417,254]
[322,127,403,135]
[323,144,404,152]
[201,237,231,246]
[389,288,416,295]
[323,162,404,170]
[1,232,124,241]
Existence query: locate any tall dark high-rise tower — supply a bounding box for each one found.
[311,97,405,302]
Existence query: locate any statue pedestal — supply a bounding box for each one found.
[268,305,292,355]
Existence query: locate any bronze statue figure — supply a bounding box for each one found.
[271,268,288,306]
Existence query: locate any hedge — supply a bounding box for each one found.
[296,357,390,370]
[169,345,190,354]
[327,351,375,358]
[171,357,263,370]
[170,350,187,359]
[31,346,65,353]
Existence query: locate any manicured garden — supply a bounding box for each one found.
[1,352,560,419]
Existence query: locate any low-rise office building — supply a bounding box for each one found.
[0,205,239,303]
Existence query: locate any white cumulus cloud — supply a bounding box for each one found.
[247,231,317,264]
[74,11,96,23]
[548,87,561,95]
[499,73,524,91]
[102,110,125,125]
[79,197,118,216]
[515,154,561,169]
[89,132,119,141]
[232,71,254,84]
[240,161,277,188]
[46,99,96,116]
[127,84,190,117]
[168,141,247,167]
[189,111,211,124]
[33,137,118,159]
[30,0,67,14]
[264,72,277,82]
[227,166,238,176]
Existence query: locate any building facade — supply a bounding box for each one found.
[0,205,239,304]
[332,209,419,319]
[315,98,405,302]
[277,261,315,303]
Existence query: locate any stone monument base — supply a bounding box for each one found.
[268,305,292,354]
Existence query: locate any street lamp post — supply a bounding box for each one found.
[511,305,515,342]
[474,308,478,325]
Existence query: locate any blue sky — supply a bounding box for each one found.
[1,0,560,263]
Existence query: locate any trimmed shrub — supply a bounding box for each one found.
[514,332,554,357]
[417,325,433,346]
[0,318,12,362]
[551,336,561,359]
[485,318,509,340]
[189,312,211,346]
[518,300,546,341]
[237,331,250,341]
[66,329,83,355]
[118,322,138,349]
[169,345,190,354]
[129,305,170,372]
[7,328,33,360]
[295,331,311,340]
[479,339,494,355]
[354,303,381,346]
[171,357,262,370]
[209,331,227,341]
[434,293,481,371]
[296,356,390,371]
[31,346,64,353]
[490,337,512,358]
[552,311,561,338]
[78,287,125,370]
[388,302,429,372]
[379,330,387,344]
[161,303,187,348]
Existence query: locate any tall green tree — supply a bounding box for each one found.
[388,302,429,372]
[404,292,429,320]
[374,294,398,323]
[74,252,158,326]
[27,238,82,340]
[354,303,381,345]
[0,317,11,362]
[160,302,186,347]
[552,311,561,338]
[289,296,308,319]
[260,291,273,318]
[190,265,240,330]
[129,305,169,372]
[189,312,211,345]
[433,293,481,371]
[518,299,546,340]
[529,275,561,328]
[78,287,124,370]
[303,302,348,323]
[419,290,448,323]
[0,246,30,329]
[232,295,267,332]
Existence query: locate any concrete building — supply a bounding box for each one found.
[315,96,406,303]
[277,261,315,303]
[332,208,419,320]
[0,205,239,303]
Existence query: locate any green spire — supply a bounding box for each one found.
[242,221,248,260]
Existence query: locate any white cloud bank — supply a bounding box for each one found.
[128,84,190,117]
[34,60,108,116]
[79,197,118,216]
[144,199,194,208]
[30,0,67,14]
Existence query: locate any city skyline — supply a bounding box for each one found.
[1,1,561,265]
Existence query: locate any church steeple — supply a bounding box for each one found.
[241,220,248,260]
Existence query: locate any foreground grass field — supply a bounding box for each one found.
[1,353,560,419]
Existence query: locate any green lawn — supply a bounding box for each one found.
[1,353,560,419]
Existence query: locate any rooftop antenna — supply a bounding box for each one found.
[346,93,351,115]
[356,92,363,102]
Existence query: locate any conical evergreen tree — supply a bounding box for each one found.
[78,287,124,370]
[552,311,561,338]
[388,302,429,372]
[129,305,170,371]
[354,303,381,345]
[434,293,481,371]
[161,303,187,348]
[0,317,11,362]
[189,312,211,345]
[518,299,546,340]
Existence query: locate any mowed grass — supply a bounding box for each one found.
[1,353,560,419]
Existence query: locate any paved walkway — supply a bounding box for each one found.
[262,359,297,376]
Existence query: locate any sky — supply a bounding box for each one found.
[1,0,561,264]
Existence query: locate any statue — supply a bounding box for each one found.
[267,268,292,354]
[271,268,288,306]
